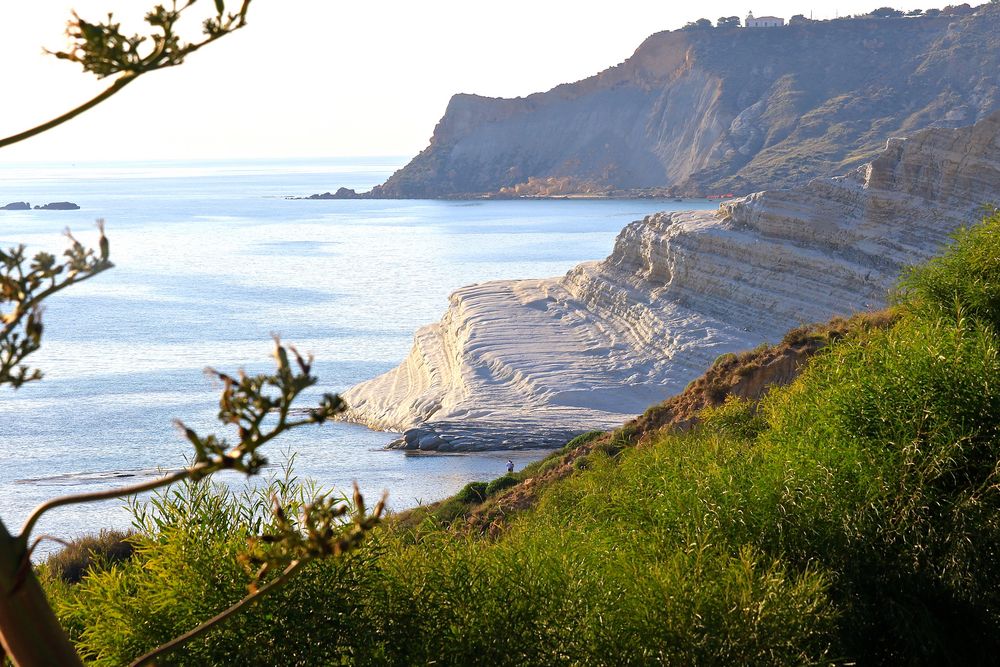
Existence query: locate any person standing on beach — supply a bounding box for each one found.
[506,459,514,474]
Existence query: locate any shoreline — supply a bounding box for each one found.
[288,189,727,203]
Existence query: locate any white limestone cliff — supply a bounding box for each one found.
[342,112,1000,450]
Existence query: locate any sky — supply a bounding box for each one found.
[0,1,973,162]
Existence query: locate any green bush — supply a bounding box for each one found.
[710,351,737,368]
[896,210,1000,328]
[454,480,488,504]
[50,470,379,666]
[560,430,604,452]
[48,213,1000,664]
[700,395,766,440]
[756,314,1000,662]
[517,453,562,478]
[484,474,518,497]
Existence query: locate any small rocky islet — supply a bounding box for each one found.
[1,201,80,210]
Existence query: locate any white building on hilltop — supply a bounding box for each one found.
[746,11,785,27]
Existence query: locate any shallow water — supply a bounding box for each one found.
[0,158,714,548]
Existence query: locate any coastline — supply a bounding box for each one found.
[338,113,1000,452]
[289,188,725,202]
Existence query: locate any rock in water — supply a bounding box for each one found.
[302,188,363,200]
[34,202,80,210]
[0,202,30,210]
[342,111,1000,450]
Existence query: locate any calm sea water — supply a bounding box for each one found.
[0,157,713,547]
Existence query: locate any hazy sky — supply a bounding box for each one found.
[0,1,970,162]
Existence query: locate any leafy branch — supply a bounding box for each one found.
[0,0,253,149]
[1,230,384,665]
[0,223,112,388]
[0,2,381,664]
[18,336,346,542]
[131,483,385,666]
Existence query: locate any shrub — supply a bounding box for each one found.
[700,395,766,440]
[50,469,380,666]
[756,315,1000,661]
[710,351,737,368]
[44,530,136,584]
[484,474,519,497]
[454,481,489,504]
[517,453,562,478]
[561,430,604,452]
[592,437,626,458]
[896,210,1000,328]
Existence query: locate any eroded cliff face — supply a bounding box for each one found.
[342,111,1000,450]
[371,6,1000,198]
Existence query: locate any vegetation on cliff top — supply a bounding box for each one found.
[41,210,1000,664]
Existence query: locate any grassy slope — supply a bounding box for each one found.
[400,309,898,536]
[45,213,1000,665]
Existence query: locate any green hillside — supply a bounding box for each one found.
[45,211,1000,665]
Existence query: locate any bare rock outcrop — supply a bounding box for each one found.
[342,111,1000,450]
[33,202,80,210]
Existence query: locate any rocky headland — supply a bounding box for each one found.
[340,110,1000,450]
[334,5,1000,200]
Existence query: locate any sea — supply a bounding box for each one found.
[0,157,714,550]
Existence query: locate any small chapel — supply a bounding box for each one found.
[745,11,786,27]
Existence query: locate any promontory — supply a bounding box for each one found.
[341,110,1000,449]
[357,5,1000,199]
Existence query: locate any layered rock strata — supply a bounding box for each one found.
[342,111,1000,450]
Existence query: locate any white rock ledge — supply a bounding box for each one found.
[341,112,1000,451]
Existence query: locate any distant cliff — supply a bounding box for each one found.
[341,111,1000,450]
[368,5,1000,198]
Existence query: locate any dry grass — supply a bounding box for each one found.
[45,530,136,584]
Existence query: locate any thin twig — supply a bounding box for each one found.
[129,559,306,667]
[26,534,72,560]
[0,76,136,149]
[19,465,207,541]
[1,258,113,339]
[0,1,250,151]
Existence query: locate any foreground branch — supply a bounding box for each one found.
[19,467,197,542]
[0,0,252,150]
[130,559,307,667]
[130,481,386,665]
[0,77,135,149]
